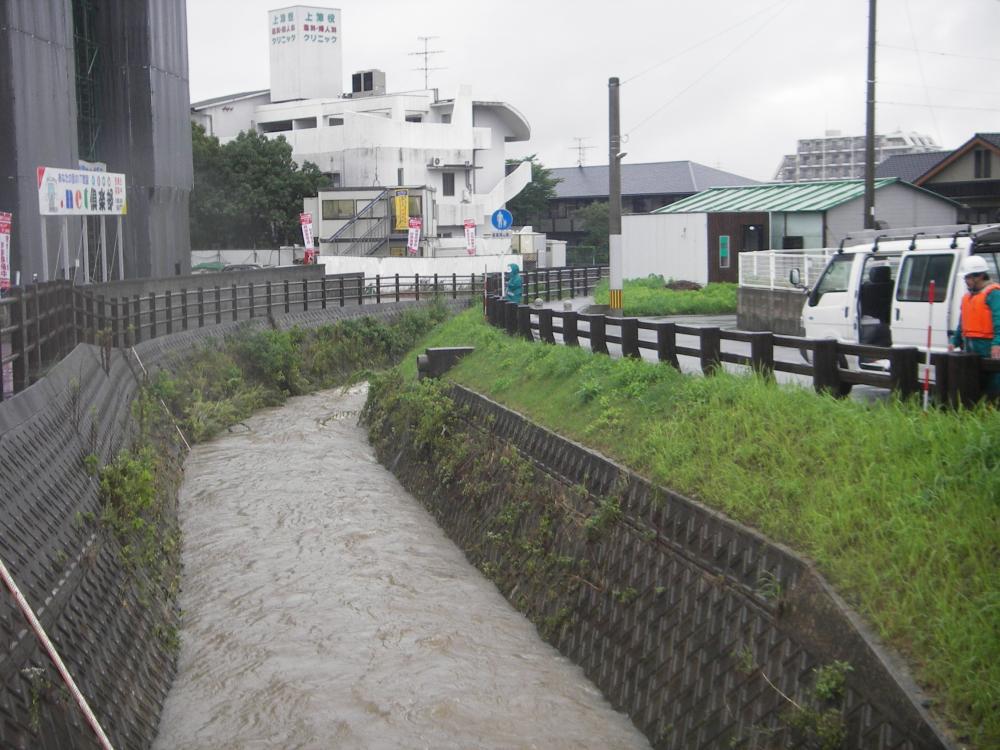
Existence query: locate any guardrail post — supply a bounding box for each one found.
[164,291,172,334]
[562,310,579,346]
[85,290,94,344]
[303,278,309,311]
[538,308,555,343]
[248,282,255,319]
[12,288,27,391]
[946,351,982,408]
[284,279,290,313]
[214,286,222,324]
[150,292,157,338]
[338,277,345,307]
[504,301,518,335]
[97,293,106,342]
[544,270,552,302]
[748,331,774,377]
[266,281,273,317]
[133,294,141,343]
[231,283,238,321]
[812,339,842,395]
[375,274,381,304]
[110,298,120,347]
[517,304,533,341]
[415,273,421,302]
[452,272,457,299]
[620,317,640,358]
[320,276,328,310]
[197,288,205,328]
[699,327,722,374]
[394,273,400,303]
[653,322,680,368]
[931,352,949,405]
[581,313,608,354]
[888,346,920,399]
[181,288,189,330]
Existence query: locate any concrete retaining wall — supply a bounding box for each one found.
[368,383,954,750]
[0,298,466,749]
[738,287,807,335]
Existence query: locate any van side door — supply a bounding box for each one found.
[892,252,958,350]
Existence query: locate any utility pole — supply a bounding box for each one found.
[409,36,445,90]
[608,77,624,315]
[863,0,877,229]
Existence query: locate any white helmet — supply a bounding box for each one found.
[960,255,989,277]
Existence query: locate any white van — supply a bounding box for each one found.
[792,225,1000,374]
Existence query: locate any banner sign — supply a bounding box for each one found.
[464,219,477,256]
[37,166,127,216]
[407,218,422,256]
[0,212,11,292]
[394,189,409,231]
[299,212,314,248]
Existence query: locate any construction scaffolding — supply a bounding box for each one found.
[72,0,102,162]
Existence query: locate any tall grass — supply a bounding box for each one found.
[593,275,737,316]
[402,307,999,748]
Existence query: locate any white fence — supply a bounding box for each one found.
[739,250,833,290]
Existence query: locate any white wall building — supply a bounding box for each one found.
[774,129,941,183]
[190,5,531,257]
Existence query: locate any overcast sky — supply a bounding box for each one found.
[187,0,1000,182]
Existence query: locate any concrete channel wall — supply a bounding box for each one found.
[370,383,955,750]
[0,299,467,749]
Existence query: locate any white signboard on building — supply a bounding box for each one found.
[269,6,343,101]
[36,167,127,216]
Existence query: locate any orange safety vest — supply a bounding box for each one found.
[960,282,1000,339]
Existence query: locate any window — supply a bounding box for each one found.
[331,172,342,188]
[974,149,992,179]
[896,254,954,302]
[405,115,423,123]
[441,114,452,124]
[397,168,404,186]
[322,199,355,220]
[259,120,293,133]
[442,172,455,197]
[328,117,344,126]
[809,255,853,305]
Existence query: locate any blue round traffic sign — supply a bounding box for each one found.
[491,209,513,231]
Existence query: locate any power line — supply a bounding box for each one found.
[879,81,1000,97]
[408,36,445,89]
[902,0,941,145]
[622,0,790,85]
[877,42,1000,64]
[878,100,1000,113]
[626,0,794,136]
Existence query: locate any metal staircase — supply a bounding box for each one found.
[324,190,392,256]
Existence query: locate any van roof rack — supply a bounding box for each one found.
[838,224,973,249]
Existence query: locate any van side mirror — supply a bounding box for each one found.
[789,268,804,289]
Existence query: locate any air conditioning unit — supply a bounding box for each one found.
[429,157,441,166]
[464,160,471,167]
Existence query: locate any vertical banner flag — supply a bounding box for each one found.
[0,212,11,292]
[299,212,314,248]
[394,189,409,231]
[464,219,477,256]
[407,218,422,256]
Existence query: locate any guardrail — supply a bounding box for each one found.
[0,266,608,401]
[485,296,1000,408]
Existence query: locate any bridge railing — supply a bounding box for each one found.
[485,296,1000,409]
[0,266,608,401]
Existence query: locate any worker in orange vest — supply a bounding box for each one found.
[949,255,1000,395]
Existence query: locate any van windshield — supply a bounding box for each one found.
[810,255,853,303]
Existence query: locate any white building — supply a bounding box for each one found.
[190,5,531,257]
[774,130,941,183]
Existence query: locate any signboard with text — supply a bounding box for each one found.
[37,167,127,216]
[269,6,344,101]
[300,212,314,248]
[407,218,422,256]
[464,219,477,256]
[0,212,11,292]
[394,189,409,231]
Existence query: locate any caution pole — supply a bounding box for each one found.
[923,279,935,411]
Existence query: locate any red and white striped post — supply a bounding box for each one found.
[923,279,935,411]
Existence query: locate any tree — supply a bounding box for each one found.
[575,201,609,253]
[189,123,325,249]
[504,155,560,228]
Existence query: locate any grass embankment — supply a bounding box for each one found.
[593,275,737,316]
[149,303,451,442]
[397,307,999,748]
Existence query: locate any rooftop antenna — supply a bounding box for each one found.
[409,36,445,89]
[570,137,594,167]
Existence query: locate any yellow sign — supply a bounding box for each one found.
[393,189,409,231]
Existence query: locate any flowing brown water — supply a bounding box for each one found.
[153,385,650,750]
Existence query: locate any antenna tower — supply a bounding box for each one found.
[409,36,445,89]
[570,137,594,167]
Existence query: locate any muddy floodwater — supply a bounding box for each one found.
[153,385,650,750]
